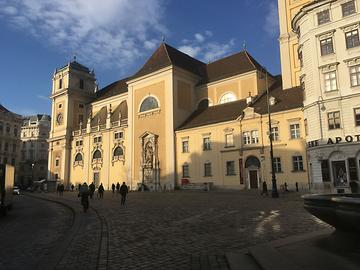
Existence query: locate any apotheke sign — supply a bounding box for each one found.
[307,135,360,148]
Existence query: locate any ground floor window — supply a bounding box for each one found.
[321,160,331,182]
[348,158,358,181]
[182,164,189,178]
[332,160,347,187]
[292,156,304,171]
[226,161,235,175]
[204,162,212,177]
[273,157,282,173]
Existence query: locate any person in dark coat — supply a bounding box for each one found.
[116,182,120,195]
[120,182,128,205]
[71,184,74,192]
[79,182,90,212]
[111,183,116,195]
[98,183,104,199]
[261,181,268,196]
[59,184,64,196]
[89,182,95,199]
[295,182,299,192]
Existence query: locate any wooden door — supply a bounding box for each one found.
[249,170,258,189]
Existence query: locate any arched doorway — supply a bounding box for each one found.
[245,156,261,189]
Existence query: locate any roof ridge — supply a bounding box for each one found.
[243,50,257,70]
[162,43,173,65]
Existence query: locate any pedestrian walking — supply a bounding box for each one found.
[261,181,268,196]
[56,184,60,195]
[295,182,299,192]
[98,183,104,199]
[79,182,90,212]
[111,183,115,195]
[59,184,64,196]
[116,182,120,195]
[284,182,288,192]
[71,184,74,192]
[120,182,128,205]
[89,182,95,199]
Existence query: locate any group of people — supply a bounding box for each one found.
[77,181,129,212]
[261,181,300,196]
[56,184,65,196]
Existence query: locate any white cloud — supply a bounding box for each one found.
[178,45,202,58]
[194,33,205,43]
[264,1,279,37]
[37,95,50,101]
[178,31,235,63]
[0,0,166,70]
[144,39,158,50]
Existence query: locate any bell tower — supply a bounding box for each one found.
[48,59,96,189]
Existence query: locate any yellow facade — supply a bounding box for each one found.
[278,0,311,88]
[48,44,309,191]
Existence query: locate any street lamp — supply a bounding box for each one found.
[265,68,279,198]
[31,162,35,186]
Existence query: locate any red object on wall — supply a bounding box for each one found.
[239,159,244,184]
[181,178,190,185]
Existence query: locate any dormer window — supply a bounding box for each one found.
[59,78,62,89]
[219,92,236,104]
[269,96,276,106]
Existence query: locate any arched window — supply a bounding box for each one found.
[113,147,124,157]
[75,153,83,162]
[219,92,236,104]
[140,96,159,112]
[93,150,102,160]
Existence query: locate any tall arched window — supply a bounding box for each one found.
[113,147,124,157]
[219,92,236,104]
[140,96,159,112]
[93,150,102,160]
[75,153,83,162]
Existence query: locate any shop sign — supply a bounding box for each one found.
[307,135,360,148]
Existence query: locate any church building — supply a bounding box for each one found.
[48,43,308,190]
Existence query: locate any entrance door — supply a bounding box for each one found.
[249,170,258,189]
[332,160,347,187]
[93,172,100,188]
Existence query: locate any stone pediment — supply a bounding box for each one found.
[242,107,260,120]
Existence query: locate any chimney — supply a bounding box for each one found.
[246,92,253,105]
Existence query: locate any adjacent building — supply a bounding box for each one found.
[0,104,22,183]
[18,114,51,187]
[48,44,309,190]
[292,0,360,192]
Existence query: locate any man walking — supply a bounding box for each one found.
[120,182,128,205]
[116,182,120,195]
[98,183,104,199]
[89,182,95,199]
[111,183,115,196]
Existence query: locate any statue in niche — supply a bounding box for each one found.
[145,142,153,166]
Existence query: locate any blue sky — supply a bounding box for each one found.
[0,0,280,116]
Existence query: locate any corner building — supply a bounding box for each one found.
[293,0,360,192]
[48,44,309,190]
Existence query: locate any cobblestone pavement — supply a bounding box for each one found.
[39,190,330,270]
[0,195,72,270]
[2,190,331,270]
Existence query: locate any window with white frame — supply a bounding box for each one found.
[290,123,301,139]
[292,156,304,171]
[243,131,251,145]
[182,164,189,178]
[219,92,236,104]
[93,136,102,144]
[203,137,211,151]
[182,140,189,153]
[204,162,212,177]
[350,65,360,86]
[328,111,341,129]
[320,37,334,56]
[114,131,123,140]
[324,71,337,91]
[271,126,279,141]
[342,0,356,17]
[225,133,234,147]
[251,130,259,144]
[354,108,360,126]
[226,161,236,175]
[345,29,360,49]
[273,157,282,173]
[317,9,330,25]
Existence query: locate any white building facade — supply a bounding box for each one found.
[293,0,360,192]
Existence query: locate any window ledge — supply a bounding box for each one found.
[224,145,235,148]
[291,170,306,173]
